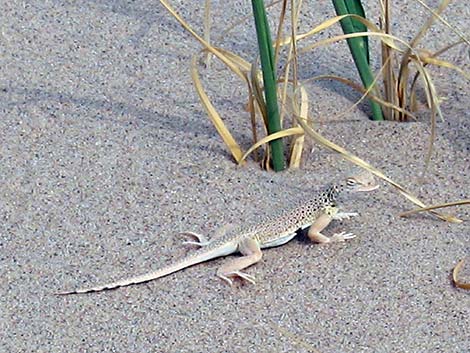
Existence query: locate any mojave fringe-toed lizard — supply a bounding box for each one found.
[58,171,379,295]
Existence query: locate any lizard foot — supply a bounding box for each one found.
[330,231,356,242]
[218,271,256,286]
[332,212,359,221]
[177,231,211,247]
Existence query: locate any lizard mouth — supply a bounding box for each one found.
[353,184,380,192]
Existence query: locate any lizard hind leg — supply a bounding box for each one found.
[217,237,262,286]
[178,231,211,247]
[178,224,236,247]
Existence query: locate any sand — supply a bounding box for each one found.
[1,1,469,352]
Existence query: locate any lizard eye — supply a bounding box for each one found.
[346,178,356,187]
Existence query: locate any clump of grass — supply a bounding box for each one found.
[159,0,467,223]
[161,0,468,168]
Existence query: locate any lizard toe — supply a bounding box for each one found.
[331,231,356,242]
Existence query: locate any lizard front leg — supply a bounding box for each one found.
[332,212,359,221]
[217,237,262,285]
[307,213,355,243]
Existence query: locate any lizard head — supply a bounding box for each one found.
[344,170,379,192]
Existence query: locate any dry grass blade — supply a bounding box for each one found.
[304,74,417,121]
[277,0,302,128]
[159,0,246,80]
[190,54,244,163]
[280,15,400,51]
[250,61,268,126]
[396,0,450,121]
[399,200,470,218]
[413,0,470,46]
[453,259,470,290]
[300,52,417,122]
[411,64,440,174]
[380,0,396,120]
[294,112,462,223]
[409,41,470,111]
[278,0,305,169]
[203,0,211,67]
[411,51,470,80]
[408,0,450,49]
[216,0,284,41]
[245,79,260,162]
[289,86,308,168]
[248,60,272,168]
[279,15,349,46]
[214,47,252,72]
[240,127,304,163]
[273,0,288,63]
[299,31,409,58]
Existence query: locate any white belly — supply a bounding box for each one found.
[260,232,297,248]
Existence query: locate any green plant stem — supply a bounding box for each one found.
[332,0,384,121]
[251,0,285,171]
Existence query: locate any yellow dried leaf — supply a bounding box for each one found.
[453,259,470,290]
[191,55,244,163]
[241,127,304,163]
[159,0,246,80]
[289,86,308,169]
[399,200,470,218]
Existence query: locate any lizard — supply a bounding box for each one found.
[57,170,379,294]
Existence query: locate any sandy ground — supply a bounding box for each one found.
[1,1,469,352]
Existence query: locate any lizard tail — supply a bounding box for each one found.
[57,242,238,295]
